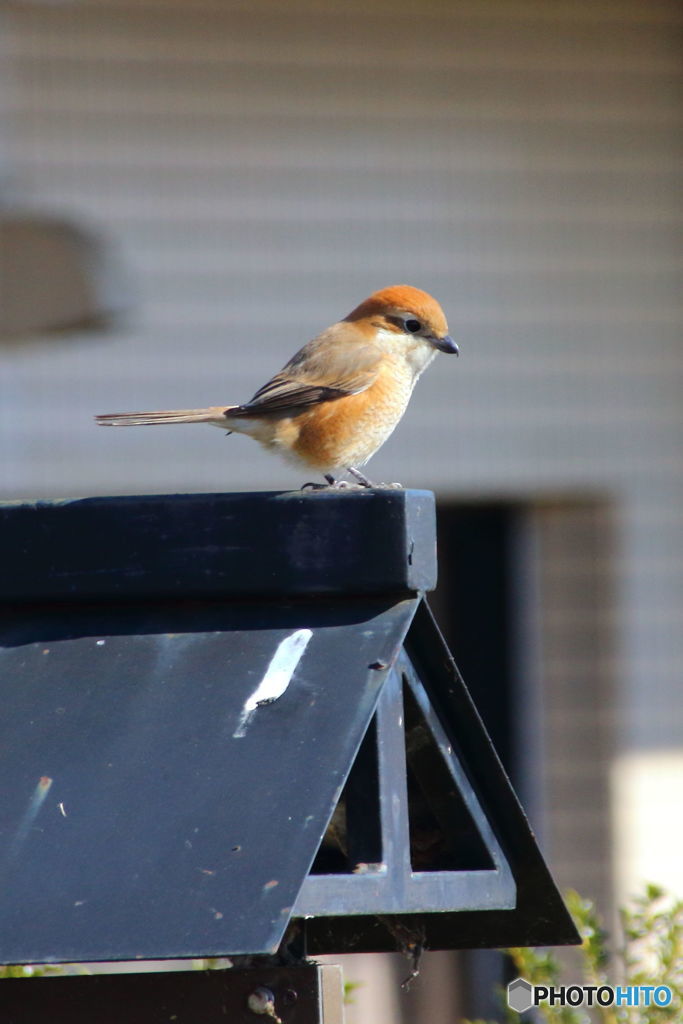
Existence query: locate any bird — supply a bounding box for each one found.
[96,284,458,487]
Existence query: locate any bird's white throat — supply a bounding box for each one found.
[374,327,439,381]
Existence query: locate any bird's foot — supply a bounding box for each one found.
[324,473,366,490]
[300,476,364,491]
[347,467,373,487]
[301,472,402,491]
[328,474,367,490]
[347,467,403,489]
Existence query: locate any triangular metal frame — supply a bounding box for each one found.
[299,600,580,953]
[294,656,515,917]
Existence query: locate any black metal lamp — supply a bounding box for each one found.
[0,490,579,1022]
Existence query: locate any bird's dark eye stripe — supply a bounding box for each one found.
[388,315,422,334]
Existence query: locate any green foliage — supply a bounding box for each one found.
[615,884,683,1022]
[343,979,363,1006]
[0,964,65,979]
[462,885,682,1024]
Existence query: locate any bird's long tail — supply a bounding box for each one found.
[95,406,232,427]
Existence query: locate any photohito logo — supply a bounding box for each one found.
[507,977,672,1013]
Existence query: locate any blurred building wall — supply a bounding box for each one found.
[1,0,681,997]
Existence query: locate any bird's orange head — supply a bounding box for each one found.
[344,285,458,355]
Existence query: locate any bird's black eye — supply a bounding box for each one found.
[404,318,421,334]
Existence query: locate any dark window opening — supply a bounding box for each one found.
[403,677,494,872]
[309,717,382,874]
[432,504,518,780]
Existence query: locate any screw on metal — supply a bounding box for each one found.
[247,986,283,1023]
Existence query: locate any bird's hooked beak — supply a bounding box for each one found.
[430,334,459,355]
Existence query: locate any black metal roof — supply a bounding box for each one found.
[0,596,418,962]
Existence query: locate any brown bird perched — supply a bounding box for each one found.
[96,285,458,486]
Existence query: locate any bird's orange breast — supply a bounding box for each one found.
[285,365,413,470]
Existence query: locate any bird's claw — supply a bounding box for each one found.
[301,479,403,492]
[344,469,402,489]
[325,473,365,490]
[301,479,366,491]
[301,477,374,491]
